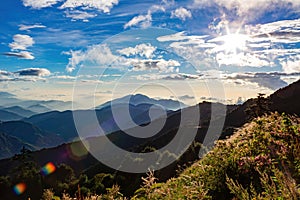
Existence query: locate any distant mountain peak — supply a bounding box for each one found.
[0,91,15,98]
[97,93,186,111]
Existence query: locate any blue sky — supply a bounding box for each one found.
[1,0,300,107]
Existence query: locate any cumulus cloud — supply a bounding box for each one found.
[65,10,97,21]
[247,18,300,35]
[124,13,152,29]
[22,0,61,9]
[117,43,156,58]
[129,59,180,72]
[60,0,119,13]
[0,70,12,76]
[65,44,119,72]
[19,24,46,31]
[15,68,51,76]
[281,54,300,74]
[124,4,165,29]
[193,0,300,20]
[7,35,35,59]
[4,51,35,60]
[136,73,201,80]
[9,34,34,51]
[0,68,50,83]
[0,77,46,82]
[171,7,192,21]
[226,72,292,90]
[179,95,194,101]
[157,18,300,69]
[215,52,270,67]
[65,42,181,74]
[51,75,76,80]
[161,73,201,80]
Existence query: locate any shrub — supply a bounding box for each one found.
[132,113,300,199]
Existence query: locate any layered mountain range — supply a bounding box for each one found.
[0,79,299,177]
[0,94,186,159]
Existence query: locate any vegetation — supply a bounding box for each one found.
[1,113,299,199]
[132,113,300,199]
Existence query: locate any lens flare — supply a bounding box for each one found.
[68,141,89,161]
[41,162,56,175]
[13,183,26,195]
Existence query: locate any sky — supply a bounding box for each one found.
[0,0,300,108]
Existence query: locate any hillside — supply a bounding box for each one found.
[132,113,300,199]
[0,132,35,159]
[0,110,23,122]
[0,121,63,158]
[2,106,36,118]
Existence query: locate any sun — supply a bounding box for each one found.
[221,33,248,54]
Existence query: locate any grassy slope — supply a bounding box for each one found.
[132,113,300,200]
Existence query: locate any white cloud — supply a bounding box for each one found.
[0,77,46,82]
[157,18,300,69]
[117,43,156,58]
[124,13,152,29]
[171,7,192,21]
[136,73,202,81]
[246,19,300,35]
[246,19,300,45]
[179,95,194,101]
[193,0,300,20]
[65,42,180,73]
[51,75,76,80]
[124,4,165,29]
[157,32,188,42]
[15,68,51,76]
[19,24,46,31]
[65,44,119,72]
[9,34,34,51]
[129,59,180,72]
[225,72,291,90]
[22,0,61,9]
[4,51,35,60]
[215,52,270,67]
[60,0,119,13]
[281,54,300,74]
[0,68,50,83]
[0,70,12,76]
[65,10,97,21]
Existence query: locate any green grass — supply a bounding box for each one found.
[131,113,300,200]
[41,113,300,200]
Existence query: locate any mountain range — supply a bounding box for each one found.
[0,79,298,173]
[0,94,186,159]
[0,79,299,199]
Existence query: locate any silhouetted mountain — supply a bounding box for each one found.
[0,121,63,158]
[97,94,186,110]
[0,110,23,121]
[25,103,170,143]
[0,91,71,113]
[0,132,35,159]
[0,101,235,172]
[1,79,300,184]
[2,106,36,118]
[0,94,184,159]
[221,79,300,138]
[269,79,300,115]
[26,104,51,114]
[0,92,21,107]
